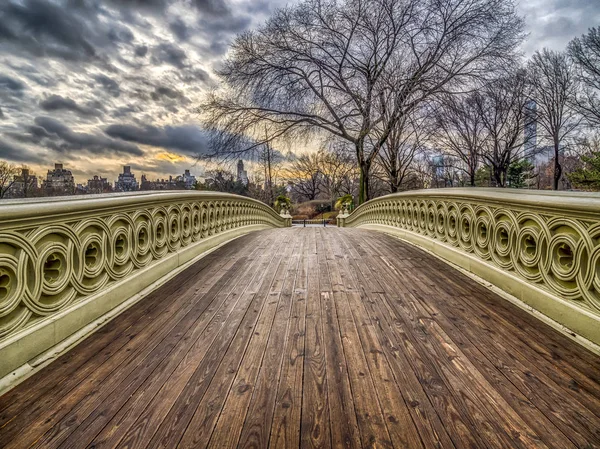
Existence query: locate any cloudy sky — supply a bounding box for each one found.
[0,0,598,184]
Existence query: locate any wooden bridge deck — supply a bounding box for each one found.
[1,228,600,449]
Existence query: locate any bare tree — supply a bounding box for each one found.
[475,71,532,187]
[200,0,524,203]
[0,161,18,199]
[374,110,429,193]
[433,93,485,186]
[528,49,580,190]
[285,152,322,201]
[568,27,600,127]
[257,139,282,205]
[319,143,358,204]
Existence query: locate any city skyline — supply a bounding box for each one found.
[0,161,203,199]
[0,0,599,183]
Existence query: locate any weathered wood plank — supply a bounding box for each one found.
[268,233,309,449]
[0,237,257,449]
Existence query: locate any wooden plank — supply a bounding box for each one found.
[0,237,257,449]
[377,246,600,447]
[340,232,482,449]
[349,232,540,449]
[114,232,283,449]
[2,227,599,449]
[327,234,428,449]
[181,233,301,448]
[354,231,596,448]
[268,233,309,449]
[317,231,362,449]
[235,234,302,449]
[24,234,274,449]
[55,236,278,449]
[324,232,400,449]
[0,243,237,428]
[299,246,332,449]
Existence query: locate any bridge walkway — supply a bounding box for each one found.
[1,228,599,449]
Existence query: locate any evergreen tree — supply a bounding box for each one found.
[507,159,535,188]
[568,152,600,191]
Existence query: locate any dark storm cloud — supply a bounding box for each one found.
[24,116,144,157]
[169,18,189,41]
[151,43,188,68]
[94,74,121,97]
[40,95,102,117]
[0,0,103,61]
[135,45,148,57]
[193,0,231,16]
[176,67,212,85]
[0,138,47,164]
[108,25,135,44]
[104,0,232,15]
[105,124,209,155]
[151,86,187,101]
[0,107,4,119]
[0,75,26,96]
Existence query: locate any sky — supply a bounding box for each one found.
[0,0,598,184]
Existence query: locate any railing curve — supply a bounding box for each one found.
[338,188,600,348]
[0,192,287,379]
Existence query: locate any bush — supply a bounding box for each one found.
[296,205,316,217]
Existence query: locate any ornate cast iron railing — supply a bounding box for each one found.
[0,192,288,379]
[338,188,600,348]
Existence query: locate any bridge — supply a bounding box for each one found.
[0,190,599,448]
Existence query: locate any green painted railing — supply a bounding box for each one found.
[338,188,600,348]
[0,192,288,379]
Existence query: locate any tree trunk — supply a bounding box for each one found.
[267,146,273,204]
[553,136,562,191]
[390,169,398,193]
[358,163,370,204]
[356,139,370,204]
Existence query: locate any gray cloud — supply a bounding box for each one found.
[21,116,144,157]
[0,138,47,164]
[135,45,148,57]
[0,74,26,96]
[40,94,102,117]
[193,0,231,16]
[0,0,104,61]
[94,74,121,97]
[518,0,600,54]
[151,43,188,68]
[105,123,209,155]
[169,18,190,41]
[150,86,188,102]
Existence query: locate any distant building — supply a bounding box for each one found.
[42,163,75,195]
[115,166,139,192]
[429,154,459,188]
[140,175,177,191]
[87,175,111,194]
[176,169,196,189]
[6,168,39,198]
[237,160,248,186]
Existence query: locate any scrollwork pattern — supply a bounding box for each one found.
[343,194,600,316]
[0,196,285,340]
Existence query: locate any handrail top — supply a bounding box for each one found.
[351,188,600,216]
[0,191,280,223]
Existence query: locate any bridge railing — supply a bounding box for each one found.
[0,192,288,380]
[338,188,600,348]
